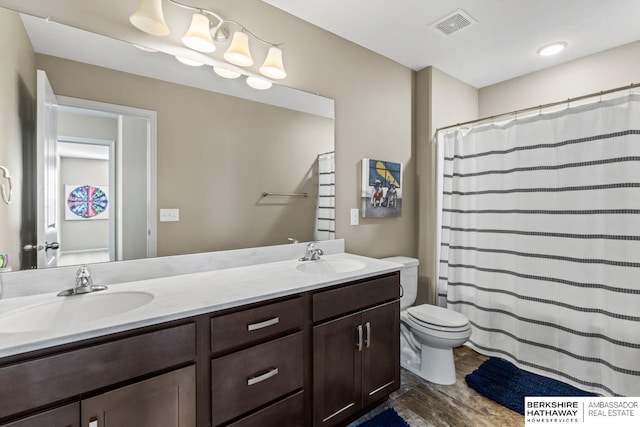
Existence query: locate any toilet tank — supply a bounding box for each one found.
[381,256,419,310]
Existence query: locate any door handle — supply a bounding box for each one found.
[356,324,363,352]
[23,242,60,252]
[364,321,371,349]
[23,244,44,252]
[44,241,60,251]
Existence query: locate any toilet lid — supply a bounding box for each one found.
[407,304,469,329]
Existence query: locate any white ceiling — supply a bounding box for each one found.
[3,0,639,90]
[263,0,640,88]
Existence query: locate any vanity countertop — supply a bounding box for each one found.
[0,253,401,358]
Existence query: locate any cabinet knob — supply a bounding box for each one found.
[356,324,363,352]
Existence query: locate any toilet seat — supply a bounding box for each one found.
[407,304,470,330]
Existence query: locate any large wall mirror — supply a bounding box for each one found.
[0,1,335,272]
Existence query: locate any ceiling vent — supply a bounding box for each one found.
[432,9,476,36]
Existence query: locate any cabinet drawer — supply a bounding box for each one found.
[226,391,304,427]
[313,273,399,322]
[0,323,195,420]
[0,403,79,427]
[211,332,303,426]
[211,297,303,354]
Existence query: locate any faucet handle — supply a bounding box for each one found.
[75,265,93,287]
[76,265,91,278]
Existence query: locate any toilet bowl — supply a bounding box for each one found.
[382,256,471,385]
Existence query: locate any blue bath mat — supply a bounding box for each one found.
[355,408,410,427]
[465,357,597,415]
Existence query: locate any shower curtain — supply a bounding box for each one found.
[436,94,640,397]
[314,152,335,241]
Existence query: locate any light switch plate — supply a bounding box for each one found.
[350,208,359,225]
[160,208,180,222]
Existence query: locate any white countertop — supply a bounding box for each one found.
[0,253,401,358]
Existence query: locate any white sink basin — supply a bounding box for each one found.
[296,259,366,274]
[0,291,154,333]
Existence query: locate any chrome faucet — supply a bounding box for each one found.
[299,242,324,261]
[57,265,108,296]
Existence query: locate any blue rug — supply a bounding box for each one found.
[465,357,598,415]
[356,408,410,427]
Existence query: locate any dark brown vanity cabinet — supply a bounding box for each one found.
[312,274,400,427]
[81,365,196,427]
[0,323,196,427]
[0,404,79,427]
[210,296,305,426]
[0,271,400,427]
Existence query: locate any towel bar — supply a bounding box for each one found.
[261,192,308,198]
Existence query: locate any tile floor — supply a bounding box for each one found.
[354,346,525,427]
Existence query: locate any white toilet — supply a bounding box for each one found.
[382,256,471,385]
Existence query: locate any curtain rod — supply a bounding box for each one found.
[436,82,640,134]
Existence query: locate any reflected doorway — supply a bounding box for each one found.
[57,137,114,267]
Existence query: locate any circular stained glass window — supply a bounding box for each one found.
[67,185,109,218]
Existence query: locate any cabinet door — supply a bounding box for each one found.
[81,365,196,427]
[0,403,79,427]
[312,313,362,427]
[361,301,400,407]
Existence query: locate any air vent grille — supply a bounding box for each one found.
[432,9,476,36]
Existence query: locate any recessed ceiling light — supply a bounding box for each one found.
[537,41,567,56]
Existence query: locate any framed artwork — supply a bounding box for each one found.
[361,158,402,218]
[65,184,110,220]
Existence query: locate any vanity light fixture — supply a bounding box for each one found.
[537,41,567,56]
[182,13,216,52]
[175,56,204,66]
[129,0,169,36]
[224,31,253,67]
[129,0,287,84]
[246,76,273,90]
[213,66,241,79]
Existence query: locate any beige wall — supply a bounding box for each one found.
[415,67,478,304]
[232,1,416,258]
[479,41,640,116]
[37,54,334,256]
[0,9,35,270]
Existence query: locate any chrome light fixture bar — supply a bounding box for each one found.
[129,0,287,89]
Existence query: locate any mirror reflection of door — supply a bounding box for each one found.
[26,70,155,269]
[35,69,59,268]
[57,137,115,267]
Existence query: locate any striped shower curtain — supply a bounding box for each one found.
[436,94,640,397]
[314,152,335,240]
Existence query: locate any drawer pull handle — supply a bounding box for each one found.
[247,316,280,331]
[365,321,371,348]
[356,324,363,352]
[248,367,279,385]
